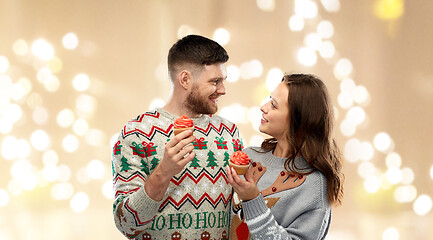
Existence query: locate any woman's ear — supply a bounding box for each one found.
[178,70,191,90]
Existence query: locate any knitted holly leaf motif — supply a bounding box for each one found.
[140,159,149,175]
[150,157,159,170]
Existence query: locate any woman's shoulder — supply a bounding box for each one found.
[243,146,268,156]
[307,170,327,189]
[243,146,260,152]
[303,170,329,207]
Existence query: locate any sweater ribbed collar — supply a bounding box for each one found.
[156,108,210,125]
[258,148,314,173]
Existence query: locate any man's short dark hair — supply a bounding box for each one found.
[167,35,229,78]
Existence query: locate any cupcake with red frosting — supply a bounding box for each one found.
[229,151,251,175]
[173,115,194,136]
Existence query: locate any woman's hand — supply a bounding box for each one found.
[226,166,260,201]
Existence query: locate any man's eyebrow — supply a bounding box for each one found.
[210,76,226,81]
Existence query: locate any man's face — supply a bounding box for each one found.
[185,63,227,115]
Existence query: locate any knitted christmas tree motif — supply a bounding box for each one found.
[232,139,243,152]
[113,141,122,156]
[190,154,201,169]
[214,136,228,150]
[150,157,159,170]
[193,137,208,150]
[120,156,132,172]
[206,150,219,169]
[140,159,150,175]
[223,152,230,167]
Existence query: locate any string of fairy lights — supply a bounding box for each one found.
[0,0,432,239]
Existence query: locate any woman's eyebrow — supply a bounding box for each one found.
[270,96,279,106]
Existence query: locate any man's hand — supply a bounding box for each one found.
[145,130,196,201]
[158,130,196,178]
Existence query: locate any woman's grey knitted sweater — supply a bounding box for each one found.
[230,147,331,240]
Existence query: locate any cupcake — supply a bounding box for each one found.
[229,151,251,175]
[173,115,194,136]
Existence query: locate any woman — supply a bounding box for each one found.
[227,73,344,240]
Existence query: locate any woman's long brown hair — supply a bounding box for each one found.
[261,73,344,206]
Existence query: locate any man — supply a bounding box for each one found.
[112,35,243,239]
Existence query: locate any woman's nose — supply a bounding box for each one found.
[260,103,267,113]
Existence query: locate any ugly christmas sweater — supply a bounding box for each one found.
[230,147,331,240]
[112,108,243,240]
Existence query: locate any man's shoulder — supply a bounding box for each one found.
[121,109,172,133]
[209,114,236,126]
[119,109,173,140]
[129,109,161,121]
[125,109,167,124]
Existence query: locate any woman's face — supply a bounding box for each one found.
[259,82,290,140]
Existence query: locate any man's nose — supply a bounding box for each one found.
[217,82,226,95]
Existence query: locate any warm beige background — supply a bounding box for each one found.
[1,0,432,239]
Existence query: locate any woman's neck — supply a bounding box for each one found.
[273,142,290,158]
[273,140,301,158]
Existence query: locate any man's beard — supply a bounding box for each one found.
[185,86,218,115]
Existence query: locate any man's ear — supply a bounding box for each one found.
[178,70,192,90]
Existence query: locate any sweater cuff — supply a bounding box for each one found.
[129,187,163,215]
[242,193,268,221]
